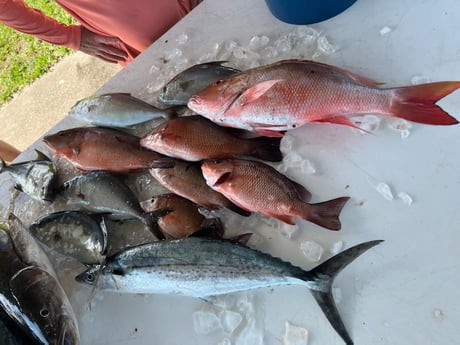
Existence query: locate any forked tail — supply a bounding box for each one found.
[391,82,460,125]
[306,196,350,231]
[301,240,384,345]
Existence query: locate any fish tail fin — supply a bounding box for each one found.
[249,137,282,162]
[391,82,460,125]
[302,240,384,345]
[306,197,350,231]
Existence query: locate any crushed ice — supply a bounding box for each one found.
[193,310,221,334]
[397,192,413,206]
[300,241,324,262]
[374,182,394,201]
[379,26,392,36]
[282,321,309,345]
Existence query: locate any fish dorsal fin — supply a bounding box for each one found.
[238,79,283,106]
[34,149,50,161]
[307,60,383,87]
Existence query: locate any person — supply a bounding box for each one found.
[0,139,20,163]
[0,0,203,65]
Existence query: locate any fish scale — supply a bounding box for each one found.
[188,59,459,136]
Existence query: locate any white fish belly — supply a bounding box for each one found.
[98,265,304,297]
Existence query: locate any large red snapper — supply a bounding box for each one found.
[188,59,460,137]
[43,127,174,173]
[201,158,349,230]
[140,115,282,162]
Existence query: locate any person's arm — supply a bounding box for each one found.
[0,0,81,49]
[0,0,128,63]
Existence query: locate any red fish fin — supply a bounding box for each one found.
[253,129,285,137]
[149,157,175,169]
[312,60,383,87]
[391,82,460,125]
[305,196,350,231]
[314,115,370,132]
[272,214,297,225]
[226,202,252,217]
[239,79,283,105]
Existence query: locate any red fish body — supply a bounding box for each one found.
[140,115,282,161]
[149,160,250,217]
[188,59,460,136]
[43,127,174,173]
[201,158,349,230]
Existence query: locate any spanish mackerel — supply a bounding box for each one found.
[77,237,383,345]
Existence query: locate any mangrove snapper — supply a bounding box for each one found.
[140,115,282,161]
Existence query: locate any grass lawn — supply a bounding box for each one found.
[0,0,76,104]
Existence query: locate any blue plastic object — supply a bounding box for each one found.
[265,0,356,25]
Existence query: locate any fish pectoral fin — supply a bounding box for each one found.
[253,129,285,137]
[238,79,283,106]
[34,149,51,161]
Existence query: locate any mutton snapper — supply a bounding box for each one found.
[188,59,460,137]
[43,127,174,173]
[76,237,383,345]
[70,93,174,128]
[0,150,58,202]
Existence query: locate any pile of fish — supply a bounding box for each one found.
[1,58,459,345]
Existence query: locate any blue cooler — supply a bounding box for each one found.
[265,0,356,25]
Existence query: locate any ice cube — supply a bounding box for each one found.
[300,160,316,175]
[283,151,303,167]
[225,40,239,51]
[330,240,344,254]
[397,192,413,206]
[248,35,270,51]
[352,114,381,133]
[246,232,265,249]
[295,26,320,45]
[280,135,295,152]
[232,46,247,59]
[400,129,411,139]
[236,322,264,345]
[282,321,309,345]
[219,310,243,334]
[175,33,188,45]
[387,118,413,131]
[317,35,337,55]
[192,311,221,335]
[273,35,293,54]
[280,223,299,239]
[379,26,392,36]
[148,64,160,74]
[432,308,444,320]
[210,294,238,310]
[375,182,394,201]
[260,46,279,60]
[300,241,324,262]
[217,339,232,345]
[411,75,431,85]
[164,48,182,61]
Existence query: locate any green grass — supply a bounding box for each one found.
[0,0,76,104]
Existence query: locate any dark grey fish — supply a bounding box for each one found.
[0,220,80,345]
[0,150,58,201]
[70,93,174,127]
[59,171,146,223]
[158,61,240,106]
[30,211,108,264]
[77,237,383,345]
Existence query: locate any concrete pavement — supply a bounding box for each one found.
[0,52,121,152]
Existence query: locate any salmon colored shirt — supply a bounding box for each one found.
[0,0,202,63]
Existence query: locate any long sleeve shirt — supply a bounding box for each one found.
[0,0,202,63]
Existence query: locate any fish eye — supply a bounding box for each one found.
[215,80,222,85]
[86,273,95,283]
[58,131,65,136]
[213,159,222,164]
[40,308,50,318]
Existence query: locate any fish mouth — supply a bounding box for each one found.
[58,315,80,345]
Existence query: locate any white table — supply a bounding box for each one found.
[2,0,460,344]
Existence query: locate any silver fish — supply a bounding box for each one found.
[0,150,58,201]
[70,93,173,127]
[158,61,240,106]
[0,303,38,345]
[77,237,383,345]
[30,211,108,264]
[0,217,80,345]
